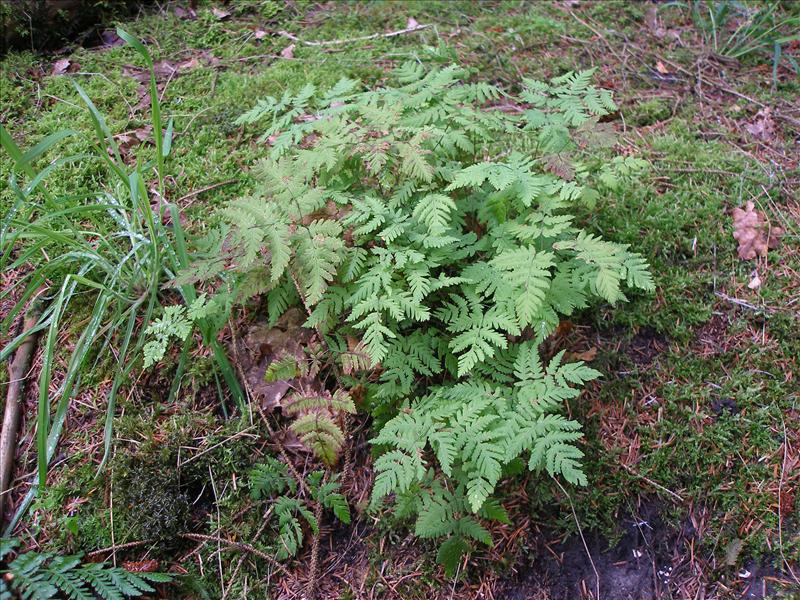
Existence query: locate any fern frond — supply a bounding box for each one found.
[1,547,171,600]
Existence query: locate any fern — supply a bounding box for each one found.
[247,470,350,561]
[199,63,655,572]
[142,294,219,368]
[284,389,356,465]
[0,539,171,600]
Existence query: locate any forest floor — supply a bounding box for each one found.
[1,1,799,598]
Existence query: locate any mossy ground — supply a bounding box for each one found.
[2,1,798,598]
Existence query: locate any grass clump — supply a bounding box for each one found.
[0,29,243,533]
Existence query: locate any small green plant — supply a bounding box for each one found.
[0,29,242,532]
[249,458,350,560]
[0,538,171,599]
[676,0,799,80]
[262,351,356,465]
[201,63,653,572]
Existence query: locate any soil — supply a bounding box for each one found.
[499,501,792,600]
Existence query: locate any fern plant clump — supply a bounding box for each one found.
[200,63,653,572]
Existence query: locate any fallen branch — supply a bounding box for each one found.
[277,23,430,47]
[0,311,41,523]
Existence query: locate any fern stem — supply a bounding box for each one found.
[304,474,326,600]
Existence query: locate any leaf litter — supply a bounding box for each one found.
[732,201,784,260]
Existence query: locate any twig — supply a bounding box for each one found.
[714,291,769,313]
[568,11,624,65]
[175,179,238,205]
[620,462,684,502]
[0,311,41,524]
[277,23,430,47]
[110,471,116,567]
[553,478,600,600]
[87,540,148,558]
[179,533,292,579]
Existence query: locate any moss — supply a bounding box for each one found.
[627,98,672,126]
[114,455,191,544]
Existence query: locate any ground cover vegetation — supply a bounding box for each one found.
[1,1,798,598]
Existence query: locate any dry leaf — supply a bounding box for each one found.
[725,538,744,567]
[655,61,669,75]
[177,56,200,70]
[99,30,123,48]
[231,310,314,412]
[568,347,598,362]
[542,153,574,180]
[280,43,295,59]
[744,107,776,141]
[211,7,231,20]
[174,6,197,20]
[407,17,419,29]
[747,271,761,290]
[732,201,784,260]
[254,29,268,40]
[122,560,161,573]
[51,58,71,75]
[645,5,667,39]
[116,124,153,154]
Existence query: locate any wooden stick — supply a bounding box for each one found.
[277,23,430,47]
[0,312,41,523]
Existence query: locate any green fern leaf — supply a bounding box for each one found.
[436,536,470,577]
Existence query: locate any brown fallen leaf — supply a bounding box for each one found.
[115,124,153,154]
[122,560,161,573]
[174,6,197,20]
[747,271,761,290]
[231,310,314,412]
[280,43,295,59]
[99,29,123,48]
[732,201,784,260]
[51,58,71,75]
[211,7,231,20]
[177,56,201,70]
[254,29,268,40]
[406,17,419,29]
[655,61,669,75]
[645,5,667,39]
[567,347,598,362]
[744,107,776,141]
